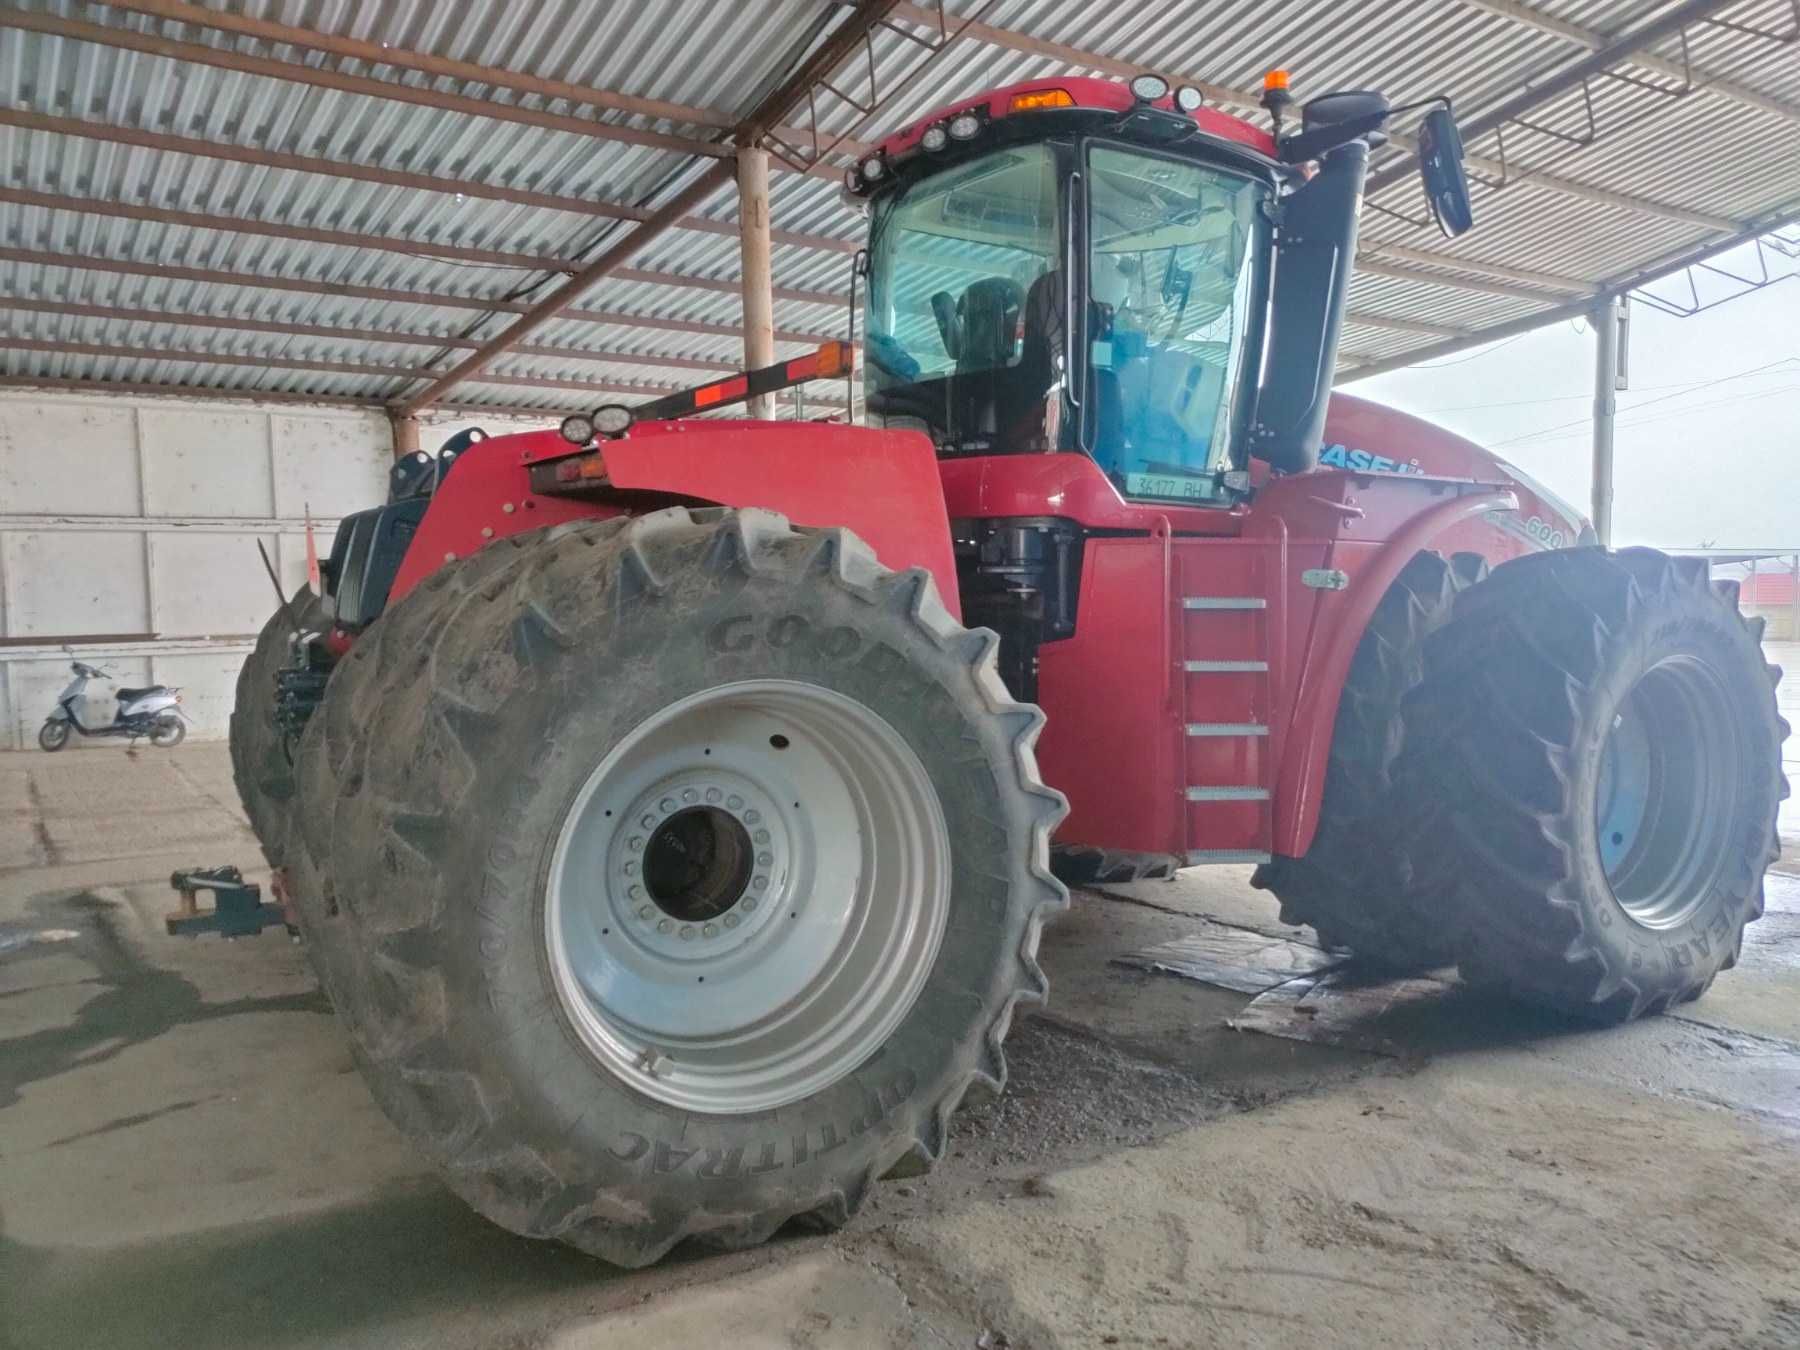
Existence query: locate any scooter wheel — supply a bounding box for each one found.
[38,720,71,752]
[150,716,186,749]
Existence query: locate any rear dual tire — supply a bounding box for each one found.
[1395,547,1787,1021]
[288,509,1067,1265]
[231,585,323,866]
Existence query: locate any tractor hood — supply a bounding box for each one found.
[1321,391,1594,548]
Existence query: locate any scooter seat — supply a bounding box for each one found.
[114,686,163,702]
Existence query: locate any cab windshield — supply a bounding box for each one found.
[863,138,1269,501]
[864,143,1063,454]
[1085,144,1266,501]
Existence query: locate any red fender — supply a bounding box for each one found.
[388,432,609,606]
[593,421,959,616]
[392,422,960,618]
[1272,486,1517,857]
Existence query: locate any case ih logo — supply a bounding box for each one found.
[1318,444,1425,476]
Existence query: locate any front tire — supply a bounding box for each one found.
[1395,548,1788,1021]
[38,720,70,752]
[289,509,1066,1265]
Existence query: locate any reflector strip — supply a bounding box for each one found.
[694,376,748,408]
[626,341,854,423]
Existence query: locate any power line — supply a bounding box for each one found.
[1396,332,1529,370]
[1411,367,1800,415]
[1494,382,1800,449]
[1488,357,1800,448]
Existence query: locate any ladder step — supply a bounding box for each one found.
[1183,597,1266,610]
[1186,849,1273,865]
[1186,722,1269,737]
[1184,660,1269,673]
[1186,786,1271,801]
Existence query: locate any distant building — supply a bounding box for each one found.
[1709,555,1800,641]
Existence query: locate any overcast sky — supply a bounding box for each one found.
[1352,238,1799,551]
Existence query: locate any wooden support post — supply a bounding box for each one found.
[391,413,421,460]
[737,145,776,419]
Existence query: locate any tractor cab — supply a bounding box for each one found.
[849,74,1472,505]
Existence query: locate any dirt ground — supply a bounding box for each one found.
[2,648,1797,1350]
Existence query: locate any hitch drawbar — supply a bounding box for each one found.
[165,865,294,939]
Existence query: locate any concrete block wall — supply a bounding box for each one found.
[0,390,546,749]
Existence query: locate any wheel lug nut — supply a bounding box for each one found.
[757,852,772,866]
[724,913,740,929]
[752,876,767,890]
[745,809,761,825]
[682,788,698,803]
[702,923,717,938]
[659,798,675,813]
[705,788,722,803]
[629,836,643,851]
[657,919,672,933]
[638,905,654,920]
[641,813,656,828]
[754,829,770,844]
[628,885,642,900]
[679,925,695,941]
[727,795,744,810]
[624,861,637,875]
[743,898,758,913]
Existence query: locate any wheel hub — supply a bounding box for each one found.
[545,679,950,1115]
[1596,655,1741,931]
[604,769,789,961]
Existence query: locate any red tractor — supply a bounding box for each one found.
[232,73,1787,1265]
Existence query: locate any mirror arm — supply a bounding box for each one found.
[1278,94,1455,165]
[1278,110,1390,164]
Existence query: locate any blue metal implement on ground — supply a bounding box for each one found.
[165,866,293,940]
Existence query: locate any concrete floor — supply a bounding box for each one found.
[3,651,1798,1350]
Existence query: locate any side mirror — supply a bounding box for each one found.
[1417,107,1473,238]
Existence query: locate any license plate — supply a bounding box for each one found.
[1125,472,1214,501]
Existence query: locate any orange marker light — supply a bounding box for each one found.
[1263,69,1290,93]
[1009,88,1075,112]
[815,339,854,379]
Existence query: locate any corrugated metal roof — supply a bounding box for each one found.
[1,0,1796,414]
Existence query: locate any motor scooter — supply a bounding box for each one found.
[38,659,187,751]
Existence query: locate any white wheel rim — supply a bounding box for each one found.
[544,679,951,1114]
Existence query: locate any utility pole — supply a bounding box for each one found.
[1590,295,1625,546]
